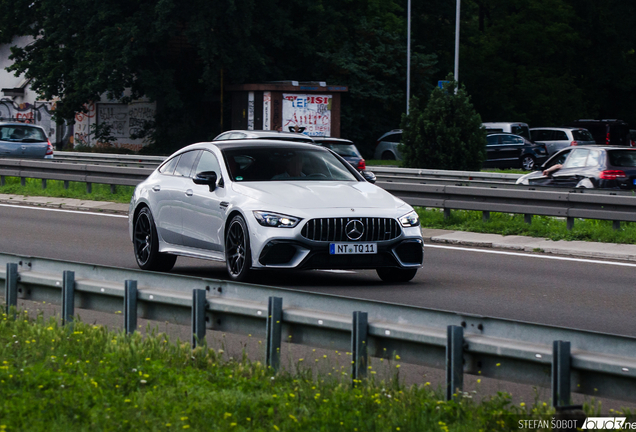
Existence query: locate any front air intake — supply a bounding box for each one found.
[300,218,401,242]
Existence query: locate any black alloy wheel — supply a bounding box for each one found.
[225,215,252,281]
[382,151,396,160]
[521,155,536,171]
[133,207,176,271]
[376,267,418,283]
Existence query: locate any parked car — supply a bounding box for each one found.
[565,119,631,147]
[482,122,531,140]
[312,137,376,183]
[516,146,636,189]
[213,130,315,144]
[0,123,53,159]
[129,140,423,282]
[484,133,548,170]
[373,129,402,161]
[530,127,595,156]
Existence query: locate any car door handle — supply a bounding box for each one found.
[152,185,161,192]
[185,189,193,197]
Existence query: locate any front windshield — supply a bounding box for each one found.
[323,143,361,158]
[222,147,359,182]
[0,125,47,142]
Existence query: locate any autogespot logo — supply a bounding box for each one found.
[345,219,364,241]
[582,418,630,430]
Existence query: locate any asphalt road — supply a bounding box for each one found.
[2,203,635,337]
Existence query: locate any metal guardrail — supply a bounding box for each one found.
[2,252,636,405]
[52,152,165,169]
[2,158,636,228]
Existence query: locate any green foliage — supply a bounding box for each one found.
[400,77,485,170]
[1,311,617,430]
[0,177,134,203]
[417,208,636,244]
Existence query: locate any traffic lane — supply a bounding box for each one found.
[172,247,636,337]
[1,204,635,336]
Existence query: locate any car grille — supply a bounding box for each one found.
[300,217,402,242]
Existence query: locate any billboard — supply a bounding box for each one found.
[282,94,331,136]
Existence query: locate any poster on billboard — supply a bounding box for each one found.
[282,94,331,136]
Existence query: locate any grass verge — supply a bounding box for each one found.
[416,208,636,244]
[0,310,616,431]
[0,177,134,204]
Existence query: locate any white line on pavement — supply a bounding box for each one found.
[426,243,636,267]
[0,203,128,218]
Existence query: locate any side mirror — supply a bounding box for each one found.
[361,170,376,184]
[193,171,218,191]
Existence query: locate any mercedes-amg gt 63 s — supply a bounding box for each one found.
[129,140,423,282]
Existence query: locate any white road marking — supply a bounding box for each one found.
[0,203,128,218]
[426,243,636,267]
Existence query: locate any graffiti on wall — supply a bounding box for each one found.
[0,99,72,144]
[73,101,156,151]
[282,94,332,137]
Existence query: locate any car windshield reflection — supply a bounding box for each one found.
[222,147,359,182]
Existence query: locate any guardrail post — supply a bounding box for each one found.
[63,181,69,190]
[446,325,464,400]
[613,220,620,230]
[5,263,18,318]
[266,296,283,371]
[20,177,25,187]
[482,211,490,222]
[443,208,451,219]
[61,271,75,326]
[0,175,5,186]
[351,311,368,381]
[552,340,571,408]
[86,183,92,194]
[110,185,116,194]
[124,280,137,334]
[524,214,533,225]
[41,179,47,189]
[191,289,207,349]
[566,217,575,231]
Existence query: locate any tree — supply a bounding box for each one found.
[400,76,485,170]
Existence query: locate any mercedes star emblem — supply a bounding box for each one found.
[345,219,364,241]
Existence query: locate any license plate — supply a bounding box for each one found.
[329,243,377,255]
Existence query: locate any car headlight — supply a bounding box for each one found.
[253,211,301,228]
[399,210,420,227]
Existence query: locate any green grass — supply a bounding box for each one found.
[1,309,618,431]
[0,177,134,204]
[417,208,636,244]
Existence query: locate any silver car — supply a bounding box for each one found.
[530,127,595,156]
[0,123,53,159]
[129,140,424,282]
[373,129,402,160]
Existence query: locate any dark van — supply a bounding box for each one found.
[566,119,631,147]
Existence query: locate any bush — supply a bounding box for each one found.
[400,76,486,171]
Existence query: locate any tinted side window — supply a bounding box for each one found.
[511,126,530,140]
[501,135,516,144]
[586,150,603,167]
[554,131,568,140]
[572,130,594,141]
[386,133,402,142]
[158,156,179,175]
[531,130,552,141]
[174,150,201,177]
[486,135,500,145]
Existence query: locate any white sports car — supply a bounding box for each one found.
[129,140,423,282]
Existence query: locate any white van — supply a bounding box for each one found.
[482,122,531,140]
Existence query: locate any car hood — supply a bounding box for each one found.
[231,181,404,210]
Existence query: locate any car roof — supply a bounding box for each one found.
[530,127,588,131]
[482,122,529,126]
[0,122,44,128]
[191,139,328,152]
[214,130,315,142]
[312,137,354,144]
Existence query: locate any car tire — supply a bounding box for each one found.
[521,155,536,171]
[376,267,418,283]
[381,151,396,160]
[225,214,252,282]
[133,207,177,271]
